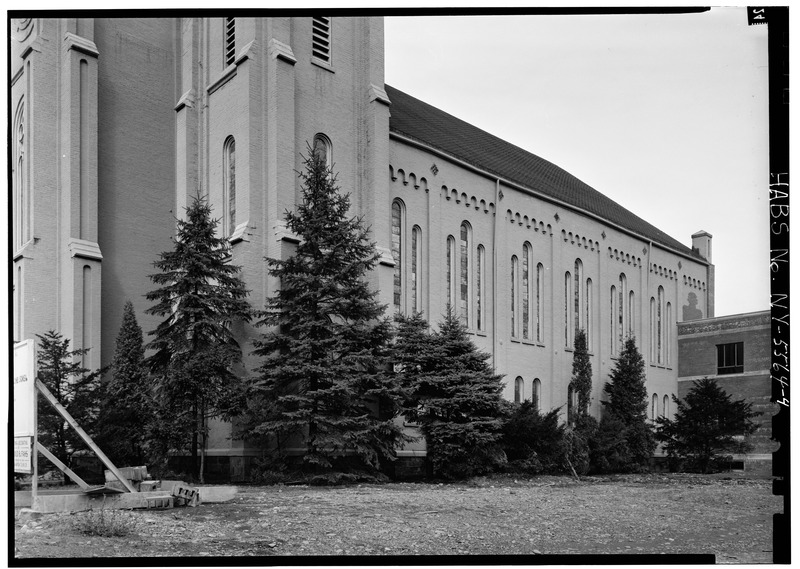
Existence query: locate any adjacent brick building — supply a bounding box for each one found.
[12,16,718,478]
[677,311,774,472]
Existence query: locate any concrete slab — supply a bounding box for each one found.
[28,491,173,513]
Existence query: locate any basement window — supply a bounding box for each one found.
[717,342,744,375]
[312,17,331,64]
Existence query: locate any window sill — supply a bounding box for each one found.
[510,337,521,344]
[311,57,335,73]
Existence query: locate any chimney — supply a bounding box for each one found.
[691,230,712,262]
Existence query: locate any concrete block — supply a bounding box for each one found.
[17,508,42,522]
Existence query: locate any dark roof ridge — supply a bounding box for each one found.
[385,83,701,260]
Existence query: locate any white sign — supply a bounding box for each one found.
[14,340,36,437]
[14,436,33,474]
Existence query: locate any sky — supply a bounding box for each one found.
[384,8,772,317]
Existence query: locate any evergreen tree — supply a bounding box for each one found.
[35,331,103,484]
[145,193,252,481]
[95,301,152,467]
[249,149,406,478]
[569,329,592,421]
[394,309,506,479]
[500,401,567,475]
[600,336,655,471]
[656,377,759,473]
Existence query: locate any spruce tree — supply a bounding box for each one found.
[250,149,406,478]
[145,193,252,481]
[600,336,655,471]
[394,309,506,479]
[656,377,759,473]
[95,301,152,467]
[35,330,103,484]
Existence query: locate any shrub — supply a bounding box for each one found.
[501,401,567,474]
[70,506,136,537]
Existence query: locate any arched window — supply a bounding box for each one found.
[532,378,541,411]
[511,256,519,337]
[522,243,531,339]
[459,222,471,327]
[628,290,635,338]
[574,259,583,336]
[651,393,658,420]
[13,100,27,250]
[223,136,236,236]
[564,271,572,347]
[477,245,485,331]
[312,133,331,170]
[585,278,593,350]
[663,394,670,418]
[446,235,456,310]
[610,285,618,355]
[536,264,544,342]
[618,274,627,348]
[666,302,672,366]
[411,226,421,314]
[514,377,523,403]
[391,200,403,313]
[650,297,656,361]
[657,286,664,364]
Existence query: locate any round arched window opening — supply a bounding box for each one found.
[312,133,332,170]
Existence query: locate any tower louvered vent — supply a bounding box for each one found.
[225,17,236,66]
[312,17,331,63]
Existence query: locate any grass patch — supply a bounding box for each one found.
[70,506,137,537]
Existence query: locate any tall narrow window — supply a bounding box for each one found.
[223,136,236,236]
[628,291,635,338]
[411,226,421,314]
[459,222,470,327]
[610,286,618,355]
[532,379,541,411]
[446,236,456,311]
[666,302,672,366]
[536,263,544,342]
[657,286,664,364]
[663,395,669,418]
[651,394,658,420]
[13,101,26,250]
[564,272,572,347]
[514,377,523,403]
[618,274,626,348]
[15,266,22,341]
[574,260,583,336]
[522,244,531,339]
[585,278,593,350]
[224,17,236,67]
[511,256,518,337]
[477,245,485,331]
[391,200,403,313]
[312,16,332,63]
[650,297,656,361]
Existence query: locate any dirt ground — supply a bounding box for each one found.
[14,473,780,562]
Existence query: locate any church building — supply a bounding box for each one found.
[11,16,715,478]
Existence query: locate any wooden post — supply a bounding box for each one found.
[35,379,138,493]
[32,385,38,505]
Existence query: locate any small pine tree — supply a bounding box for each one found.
[600,336,655,472]
[96,301,152,467]
[500,401,567,475]
[656,377,759,473]
[569,329,592,421]
[249,149,407,478]
[35,331,103,484]
[145,193,252,481]
[395,309,506,479]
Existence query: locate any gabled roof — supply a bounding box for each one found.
[385,84,699,259]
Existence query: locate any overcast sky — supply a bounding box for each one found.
[384,7,771,317]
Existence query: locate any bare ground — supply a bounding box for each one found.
[13,473,780,562]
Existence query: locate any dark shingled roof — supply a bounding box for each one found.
[385,84,698,259]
